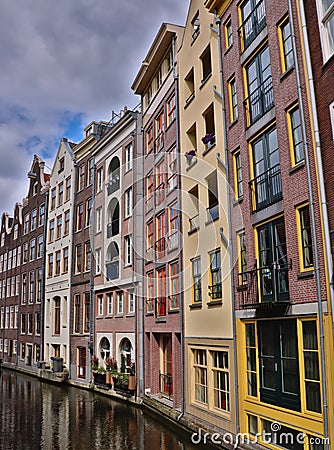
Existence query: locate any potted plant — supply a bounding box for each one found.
[185,150,196,161]
[127,360,136,391]
[91,355,99,377]
[201,133,215,145]
[105,357,117,386]
[94,366,106,385]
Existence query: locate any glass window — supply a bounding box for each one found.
[192,257,202,303]
[288,105,304,165]
[297,204,314,270]
[279,18,294,72]
[225,18,233,49]
[147,272,154,313]
[228,77,238,122]
[209,249,222,300]
[246,323,257,397]
[233,151,243,199]
[194,349,208,404]
[302,320,321,413]
[211,351,230,411]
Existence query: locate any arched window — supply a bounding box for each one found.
[99,337,111,363]
[106,242,119,280]
[107,157,120,195]
[107,198,119,237]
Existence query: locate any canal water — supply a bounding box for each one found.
[0,369,209,450]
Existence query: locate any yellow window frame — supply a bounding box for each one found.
[278,15,293,73]
[287,103,304,166]
[233,149,243,200]
[296,202,314,272]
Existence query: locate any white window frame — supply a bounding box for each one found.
[125,188,133,218]
[316,0,334,61]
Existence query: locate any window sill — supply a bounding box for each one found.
[165,118,176,131]
[188,227,199,236]
[126,313,135,317]
[207,300,223,307]
[290,161,305,174]
[189,302,202,309]
[280,65,294,81]
[224,43,233,56]
[168,309,179,314]
[228,118,238,129]
[205,216,219,226]
[184,94,195,110]
[297,270,314,279]
[186,157,198,171]
[146,312,154,316]
[202,141,216,157]
[199,73,212,90]
[96,316,104,320]
[155,317,166,323]
[233,196,243,206]
[115,314,124,318]
[236,284,248,292]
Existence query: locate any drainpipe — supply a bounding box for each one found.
[69,157,77,378]
[135,113,145,399]
[40,190,50,362]
[130,127,139,399]
[171,34,185,422]
[89,158,96,384]
[1,245,9,359]
[212,10,240,434]
[289,0,329,445]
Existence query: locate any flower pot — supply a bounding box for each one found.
[106,371,112,386]
[128,375,136,391]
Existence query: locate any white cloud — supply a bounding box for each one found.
[0,0,188,213]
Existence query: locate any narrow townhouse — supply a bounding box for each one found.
[44,139,75,369]
[132,23,184,409]
[205,0,333,447]
[0,204,23,367]
[92,108,142,393]
[70,121,110,385]
[177,0,237,437]
[0,156,49,373]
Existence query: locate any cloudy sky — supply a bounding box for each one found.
[0,0,188,214]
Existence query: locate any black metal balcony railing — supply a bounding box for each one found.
[239,0,266,50]
[159,372,173,399]
[189,214,199,232]
[208,283,222,300]
[155,132,164,153]
[107,174,120,196]
[244,76,274,126]
[107,219,119,238]
[155,237,166,258]
[249,164,282,212]
[207,203,219,222]
[156,297,166,317]
[106,261,119,281]
[238,260,291,307]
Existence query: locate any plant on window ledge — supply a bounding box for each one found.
[185,150,196,160]
[201,133,215,145]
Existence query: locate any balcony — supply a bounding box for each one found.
[249,164,282,212]
[155,132,164,153]
[207,203,219,222]
[244,76,274,126]
[167,229,178,251]
[106,261,119,281]
[156,297,166,318]
[159,372,173,399]
[107,175,120,196]
[208,283,222,300]
[107,219,119,238]
[189,214,199,232]
[238,261,291,307]
[239,0,266,50]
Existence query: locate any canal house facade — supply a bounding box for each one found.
[205,0,334,445]
[69,121,110,384]
[44,139,75,369]
[92,109,142,384]
[132,23,184,408]
[0,155,49,373]
[177,0,237,435]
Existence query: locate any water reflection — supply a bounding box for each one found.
[0,370,206,450]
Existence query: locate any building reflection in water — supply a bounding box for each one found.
[0,370,204,450]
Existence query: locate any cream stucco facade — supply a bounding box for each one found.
[178,0,237,433]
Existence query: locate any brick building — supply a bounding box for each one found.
[132,23,184,408]
[205,0,333,445]
[0,155,49,373]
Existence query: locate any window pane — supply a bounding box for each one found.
[305,381,321,413]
